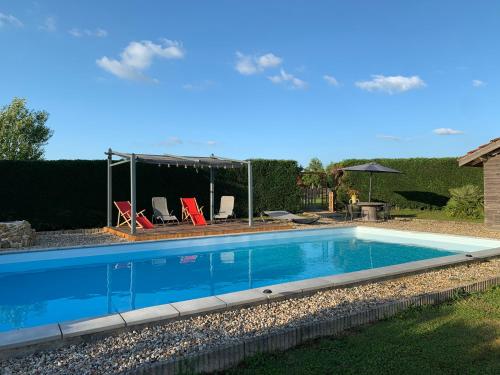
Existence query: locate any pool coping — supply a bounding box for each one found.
[1,244,499,359]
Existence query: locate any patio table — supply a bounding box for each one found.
[356,202,384,221]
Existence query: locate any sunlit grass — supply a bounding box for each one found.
[225,287,500,374]
[392,208,483,223]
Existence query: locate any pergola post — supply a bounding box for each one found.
[209,167,214,223]
[130,153,137,234]
[247,161,253,226]
[107,148,112,227]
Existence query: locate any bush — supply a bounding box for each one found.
[444,185,484,218]
[334,158,483,209]
[0,159,301,230]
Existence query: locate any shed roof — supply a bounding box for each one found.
[108,151,249,168]
[458,138,500,167]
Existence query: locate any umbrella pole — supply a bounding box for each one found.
[369,173,372,202]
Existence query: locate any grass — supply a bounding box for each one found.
[225,287,500,374]
[391,208,483,223]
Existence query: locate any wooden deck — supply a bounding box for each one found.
[103,220,294,241]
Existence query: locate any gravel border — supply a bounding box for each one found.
[1,232,126,254]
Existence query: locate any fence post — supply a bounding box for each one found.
[328,189,334,212]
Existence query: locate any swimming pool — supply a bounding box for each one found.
[1,227,499,332]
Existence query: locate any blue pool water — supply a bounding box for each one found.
[0,227,491,332]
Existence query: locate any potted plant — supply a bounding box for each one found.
[347,188,360,203]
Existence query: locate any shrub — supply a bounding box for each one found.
[444,184,484,218]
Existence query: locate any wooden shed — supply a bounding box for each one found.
[458,138,500,230]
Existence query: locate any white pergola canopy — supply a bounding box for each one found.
[105,149,253,234]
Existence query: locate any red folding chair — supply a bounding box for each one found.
[180,198,207,226]
[114,201,154,229]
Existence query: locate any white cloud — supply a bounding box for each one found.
[235,52,258,75]
[268,68,307,89]
[182,80,215,91]
[433,128,464,135]
[157,136,183,147]
[96,39,185,82]
[376,134,401,141]
[472,79,485,87]
[356,75,425,94]
[69,28,108,38]
[323,75,339,86]
[257,53,282,68]
[0,12,23,28]
[167,136,183,145]
[235,52,282,75]
[40,16,56,32]
[156,137,217,148]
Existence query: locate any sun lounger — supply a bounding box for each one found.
[152,197,179,224]
[263,210,319,224]
[114,201,154,229]
[180,197,207,226]
[214,196,235,222]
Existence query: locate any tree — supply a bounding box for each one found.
[0,98,53,160]
[301,157,325,187]
[325,161,344,189]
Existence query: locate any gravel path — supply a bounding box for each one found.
[361,218,500,239]
[1,231,125,253]
[31,232,126,249]
[1,258,498,375]
[295,216,500,240]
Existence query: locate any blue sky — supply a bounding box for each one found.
[1,1,499,166]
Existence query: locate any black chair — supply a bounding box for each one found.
[379,203,392,221]
[344,203,362,221]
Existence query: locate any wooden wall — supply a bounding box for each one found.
[484,155,500,230]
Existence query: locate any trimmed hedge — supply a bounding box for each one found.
[0,159,301,231]
[335,158,483,209]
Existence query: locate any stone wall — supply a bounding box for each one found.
[0,221,35,249]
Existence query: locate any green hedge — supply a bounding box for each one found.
[0,159,301,230]
[334,158,483,209]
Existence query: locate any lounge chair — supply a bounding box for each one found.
[180,197,207,226]
[263,211,319,224]
[114,201,154,229]
[214,196,235,222]
[152,197,179,224]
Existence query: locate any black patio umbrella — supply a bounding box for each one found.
[340,162,402,202]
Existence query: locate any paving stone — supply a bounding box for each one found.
[0,324,61,350]
[216,289,268,307]
[60,314,125,338]
[170,296,226,316]
[121,304,179,326]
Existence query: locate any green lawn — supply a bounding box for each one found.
[391,208,483,223]
[225,287,500,375]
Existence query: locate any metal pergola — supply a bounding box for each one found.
[105,149,253,234]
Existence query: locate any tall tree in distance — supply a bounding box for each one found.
[0,98,53,160]
[301,157,325,187]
